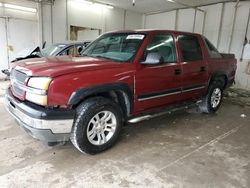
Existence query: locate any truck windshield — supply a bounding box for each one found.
[82,33,145,62]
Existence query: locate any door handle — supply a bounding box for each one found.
[175,69,181,75]
[200,66,206,72]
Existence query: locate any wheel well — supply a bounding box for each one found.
[210,74,228,89]
[73,90,131,118]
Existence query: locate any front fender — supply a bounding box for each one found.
[68,83,134,110]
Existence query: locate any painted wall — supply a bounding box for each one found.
[0,1,39,77]
[41,0,143,45]
[145,11,176,30]
[0,0,143,78]
[176,8,195,32]
[145,1,250,90]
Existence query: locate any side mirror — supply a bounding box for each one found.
[141,52,162,65]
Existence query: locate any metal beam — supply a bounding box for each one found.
[66,0,69,40]
[4,17,10,69]
[240,8,250,61]
[38,1,44,45]
[123,10,127,30]
[217,3,225,48]
[192,9,197,32]
[175,9,178,30]
[228,0,240,53]
[50,2,53,43]
[202,11,206,35]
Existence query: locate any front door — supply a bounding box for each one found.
[135,33,182,112]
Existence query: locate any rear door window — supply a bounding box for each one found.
[178,35,203,62]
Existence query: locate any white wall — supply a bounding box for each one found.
[52,0,67,43]
[0,18,8,72]
[201,4,223,46]
[41,4,53,45]
[145,11,176,30]
[78,29,99,41]
[177,8,195,32]
[194,10,204,34]
[0,0,143,78]
[0,2,39,77]
[125,10,143,30]
[41,0,143,45]
[145,1,250,90]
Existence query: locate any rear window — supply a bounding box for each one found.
[178,35,203,62]
[204,38,222,58]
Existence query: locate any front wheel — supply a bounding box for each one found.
[199,82,223,113]
[70,97,123,154]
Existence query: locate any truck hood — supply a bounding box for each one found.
[13,56,124,77]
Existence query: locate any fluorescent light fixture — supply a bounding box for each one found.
[167,0,176,3]
[75,0,113,9]
[93,3,113,9]
[80,0,94,5]
[4,3,37,13]
[0,2,3,7]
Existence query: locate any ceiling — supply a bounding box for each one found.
[1,0,239,14]
[94,0,238,14]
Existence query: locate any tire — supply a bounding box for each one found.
[199,80,224,114]
[70,97,123,154]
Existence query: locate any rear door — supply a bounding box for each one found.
[135,33,182,111]
[177,34,208,101]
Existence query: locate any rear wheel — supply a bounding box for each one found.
[199,81,224,113]
[70,97,123,154]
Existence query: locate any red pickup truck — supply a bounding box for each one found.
[5,30,237,154]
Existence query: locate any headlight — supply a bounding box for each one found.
[28,77,52,90]
[26,92,48,106]
[25,77,52,106]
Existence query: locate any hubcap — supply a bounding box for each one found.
[211,88,222,108]
[87,111,117,146]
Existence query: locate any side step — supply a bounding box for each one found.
[128,100,202,124]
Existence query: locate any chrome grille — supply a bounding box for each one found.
[13,84,24,96]
[11,69,27,84]
[10,69,28,98]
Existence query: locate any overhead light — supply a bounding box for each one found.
[79,0,94,5]
[4,3,37,13]
[132,0,135,6]
[75,0,113,9]
[93,3,113,9]
[167,0,176,3]
[0,2,3,7]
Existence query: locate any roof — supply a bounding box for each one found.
[105,29,201,36]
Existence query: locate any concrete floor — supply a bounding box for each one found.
[0,83,249,187]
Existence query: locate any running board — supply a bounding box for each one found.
[128,100,202,124]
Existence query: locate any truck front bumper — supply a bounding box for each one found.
[4,88,75,145]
